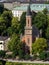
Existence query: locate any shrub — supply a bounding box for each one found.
[0,50,6,58]
[24,53,30,60]
[5,54,12,59]
[39,51,47,60]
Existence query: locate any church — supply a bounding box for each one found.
[21,3,42,54]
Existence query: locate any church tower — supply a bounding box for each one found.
[25,4,32,54]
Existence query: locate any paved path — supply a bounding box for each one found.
[2,59,49,64]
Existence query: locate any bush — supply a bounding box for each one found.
[39,51,47,60]
[0,50,6,58]
[32,54,38,60]
[24,54,30,60]
[12,52,16,59]
[46,52,49,60]
[0,62,2,65]
[5,54,12,59]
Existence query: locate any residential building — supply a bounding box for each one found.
[0,36,10,51]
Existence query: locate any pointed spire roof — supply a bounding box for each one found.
[26,0,32,16]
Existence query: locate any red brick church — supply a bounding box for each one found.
[21,3,42,54]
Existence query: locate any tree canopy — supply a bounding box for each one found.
[0,3,4,14]
[11,17,20,34]
[8,33,20,55]
[20,12,26,33]
[32,38,47,54]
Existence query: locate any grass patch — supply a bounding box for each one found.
[5,62,49,65]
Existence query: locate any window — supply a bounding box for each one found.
[28,20,29,26]
[1,46,2,48]
[0,43,2,44]
[28,38,30,44]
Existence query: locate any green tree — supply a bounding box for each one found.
[11,17,20,34]
[39,51,47,60]
[0,3,4,14]
[46,26,49,39]
[0,10,13,36]
[8,33,20,56]
[43,8,48,15]
[18,42,26,59]
[18,42,30,59]
[7,27,13,36]
[0,50,6,58]
[1,11,12,28]
[34,12,47,38]
[20,12,26,33]
[32,38,47,54]
[34,12,47,29]
[0,17,6,35]
[47,15,49,26]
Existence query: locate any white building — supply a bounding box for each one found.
[0,41,4,50]
[0,36,10,51]
[12,4,49,20]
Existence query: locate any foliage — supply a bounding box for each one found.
[18,42,30,59]
[47,15,49,27]
[24,53,30,60]
[0,60,6,65]
[43,8,48,15]
[0,50,6,58]
[0,10,13,36]
[32,38,47,54]
[1,11,12,28]
[20,12,26,33]
[34,12,47,29]
[0,3,4,14]
[34,12,48,38]
[5,54,12,59]
[39,51,47,60]
[7,27,13,36]
[8,33,20,56]
[46,26,49,39]
[11,17,20,34]
[0,17,6,35]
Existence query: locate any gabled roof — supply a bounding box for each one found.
[32,25,40,37]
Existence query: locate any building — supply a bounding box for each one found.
[0,36,10,51]
[12,4,49,20]
[21,4,41,54]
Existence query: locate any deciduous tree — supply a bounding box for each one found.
[32,38,47,54]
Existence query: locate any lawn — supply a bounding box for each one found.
[5,62,49,65]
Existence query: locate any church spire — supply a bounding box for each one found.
[26,0,32,16]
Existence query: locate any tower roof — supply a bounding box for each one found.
[26,4,32,16]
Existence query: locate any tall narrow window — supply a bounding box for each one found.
[28,20,29,26]
[28,38,30,44]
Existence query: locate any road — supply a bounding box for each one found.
[2,59,49,64]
